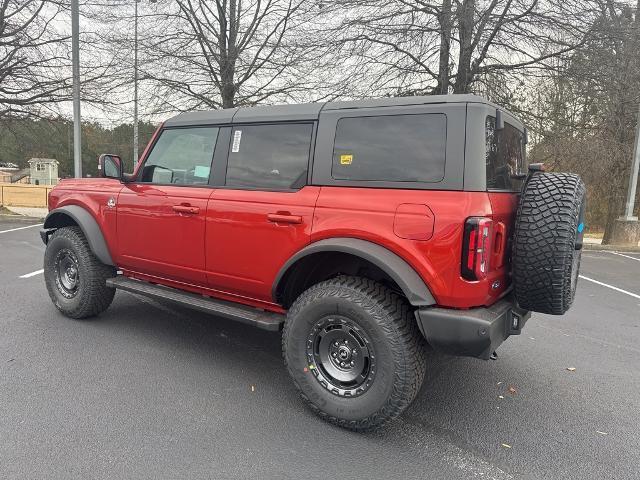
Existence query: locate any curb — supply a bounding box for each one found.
[0,213,45,219]
[583,243,640,253]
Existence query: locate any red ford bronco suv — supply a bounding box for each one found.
[41,94,586,431]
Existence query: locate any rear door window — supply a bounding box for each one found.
[140,127,218,185]
[331,114,446,182]
[486,117,527,191]
[226,123,312,190]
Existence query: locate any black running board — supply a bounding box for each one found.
[106,276,284,331]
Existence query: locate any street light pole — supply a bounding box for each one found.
[621,103,640,221]
[71,0,82,178]
[133,0,139,165]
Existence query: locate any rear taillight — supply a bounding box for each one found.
[461,217,493,281]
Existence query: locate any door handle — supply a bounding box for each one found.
[173,205,200,214]
[267,213,303,225]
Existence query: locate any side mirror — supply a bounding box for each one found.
[98,154,122,180]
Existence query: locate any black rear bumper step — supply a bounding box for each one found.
[106,276,284,331]
[415,294,530,360]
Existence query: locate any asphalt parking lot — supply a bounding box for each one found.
[1,215,638,480]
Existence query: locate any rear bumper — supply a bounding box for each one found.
[415,294,530,360]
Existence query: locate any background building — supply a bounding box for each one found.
[28,158,58,185]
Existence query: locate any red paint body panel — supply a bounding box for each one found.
[116,184,213,285]
[313,187,513,308]
[487,192,519,280]
[48,178,123,257]
[205,187,320,302]
[48,178,518,311]
[393,203,435,240]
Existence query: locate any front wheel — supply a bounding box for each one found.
[44,226,116,319]
[282,276,426,431]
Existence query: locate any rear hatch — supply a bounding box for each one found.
[485,114,528,291]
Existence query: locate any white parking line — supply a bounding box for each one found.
[19,269,44,279]
[0,223,43,234]
[609,251,640,262]
[579,275,640,300]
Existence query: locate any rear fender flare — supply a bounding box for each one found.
[42,205,114,266]
[273,238,436,307]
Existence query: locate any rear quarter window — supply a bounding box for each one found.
[486,116,527,191]
[331,113,446,182]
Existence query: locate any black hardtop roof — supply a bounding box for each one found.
[164,94,501,127]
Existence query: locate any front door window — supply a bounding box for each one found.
[140,127,219,185]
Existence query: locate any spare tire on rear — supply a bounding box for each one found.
[512,172,586,315]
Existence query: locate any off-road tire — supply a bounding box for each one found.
[282,275,426,431]
[512,172,586,315]
[44,226,116,319]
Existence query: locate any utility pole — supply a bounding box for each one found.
[71,0,82,178]
[133,0,139,164]
[621,104,640,220]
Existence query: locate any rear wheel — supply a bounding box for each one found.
[44,226,116,319]
[282,276,426,431]
[512,172,586,314]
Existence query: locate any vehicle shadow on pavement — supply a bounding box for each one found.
[101,291,517,428]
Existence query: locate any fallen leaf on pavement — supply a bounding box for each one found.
[508,385,517,395]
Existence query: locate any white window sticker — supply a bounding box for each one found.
[194,165,210,178]
[232,130,242,153]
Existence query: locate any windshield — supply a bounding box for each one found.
[485,116,527,191]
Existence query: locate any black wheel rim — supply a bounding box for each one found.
[54,248,80,299]
[306,316,375,397]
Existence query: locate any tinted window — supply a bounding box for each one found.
[226,124,312,190]
[140,127,218,185]
[486,116,526,191]
[332,114,446,182]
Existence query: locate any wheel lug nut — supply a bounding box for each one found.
[332,352,337,357]
[340,362,345,367]
[350,361,354,367]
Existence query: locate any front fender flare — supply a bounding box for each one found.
[273,238,436,307]
[42,205,114,266]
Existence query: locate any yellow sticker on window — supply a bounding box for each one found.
[340,154,353,165]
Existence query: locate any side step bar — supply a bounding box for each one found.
[106,276,284,331]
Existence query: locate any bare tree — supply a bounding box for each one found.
[528,0,640,242]
[321,0,600,97]
[137,0,326,111]
[0,0,71,118]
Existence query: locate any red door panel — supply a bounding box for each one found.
[205,186,320,302]
[116,184,213,285]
